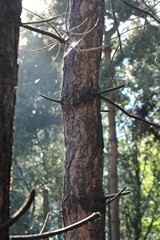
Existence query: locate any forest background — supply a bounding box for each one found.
[10,0,160,239]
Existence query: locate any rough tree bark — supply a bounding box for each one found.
[104,32,120,240]
[0,1,21,239]
[61,0,106,239]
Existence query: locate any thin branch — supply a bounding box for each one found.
[0,190,35,232]
[39,212,50,234]
[132,17,147,49]
[23,7,45,19]
[51,43,61,60]
[64,25,147,54]
[21,24,66,44]
[97,187,129,209]
[41,16,61,38]
[68,18,99,36]
[106,187,127,205]
[101,95,160,128]
[10,212,101,240]
[64,18,100,57]
[141,0,159,19]
[69,17,88,33]
[108,44,120,80]
[143,206,157,240]
[22,22,150,54]
[122,0,160,24]
[110,0,123,54]
[22,13,67,25]
[20,43,57,52]
[105,190,131,199]
[101,110,109,112]
[23,8,62,38]
[97,84,124,95]
[40,94,61,104]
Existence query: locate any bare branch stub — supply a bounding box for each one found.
[0,189,35,232]
[10,212,101,240]
[101,110,109,112]
[97,84,124,95]
[40,94,62,104]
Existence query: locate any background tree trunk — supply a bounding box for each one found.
[108,89,119,240]
[104,34,120,240]
[0,1,21,239]
[61,0,105,239]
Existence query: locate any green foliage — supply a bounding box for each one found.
[116,23,160,240]
[102,1,160,238]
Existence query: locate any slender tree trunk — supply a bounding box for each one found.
[131,131,142,240]
[108,90,120,240]
[61,1,105,239]
[0,1,21,239]
[104,35,120,240]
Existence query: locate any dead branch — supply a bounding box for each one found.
[141,0,159,19]
[40,94,62,104]
[106,187,127,205]
[20,43,57,52]
[37,25,147,54]
[111,0,123,54]
[97,84,124,95]
[101,95,160,128]
[96,187,130,210]
[39,212,50,234]
[23,8,62,38]
[68,17,88,33]
[73,25,147,52]
[0,190,35,232]
[122,0,160,24]
[51,43,61,61]
[10,212,101,240]
[21,24,66,44]
[105,190,131,199]
[22,13,67,25]
[132,17,147,49]
[68,18,99,36]
[101,110,109,112]
[108,44,120,80]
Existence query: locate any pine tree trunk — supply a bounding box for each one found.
[61,1,105,239]
[0,1,21,239]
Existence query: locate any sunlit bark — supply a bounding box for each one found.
[61,0,105,239]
